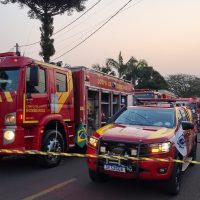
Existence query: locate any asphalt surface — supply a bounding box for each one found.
[1,145,200,200]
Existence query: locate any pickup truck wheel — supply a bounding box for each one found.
[164,158,182,195]
[39,130,64,168]
[89,169,107,182]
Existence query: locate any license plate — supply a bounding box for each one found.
[104,164,126,173]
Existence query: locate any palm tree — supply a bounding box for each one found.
[92,52,168,90]
[106,52,128,79]
[124,57,140,85]
[92,64,116,76]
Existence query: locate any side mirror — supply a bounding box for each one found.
[107,116,111,122]
[182,121,194,130]
[30,66,39,87]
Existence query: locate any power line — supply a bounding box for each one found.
[122,0,144,12]
[52,0,135,61]
[53,0,118,39]
[55,0,144,55]
[53,0,102,35]
[55,16,110,45]
[20,0,102,47]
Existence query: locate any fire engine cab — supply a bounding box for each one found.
[0,52,133,167]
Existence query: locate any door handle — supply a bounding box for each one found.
[47,100,51,109]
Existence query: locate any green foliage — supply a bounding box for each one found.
[39,14,55,62]
[106,52,129,78]
[166,74,200,97]
[0,0,87,62]
[100,52,168,90]
[136,66,168,90]
[92,64,116,76]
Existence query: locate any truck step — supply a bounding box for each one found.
[181,157,192,171]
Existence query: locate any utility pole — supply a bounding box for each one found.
[15,43,21,56]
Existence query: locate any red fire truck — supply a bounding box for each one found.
[0,52,133,167]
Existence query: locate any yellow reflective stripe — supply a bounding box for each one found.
[57,92,68,113]
[147,128,174,139]
[57,73,73,113]
[4,92,13,102]
[0,94,2,102]
[23,121,39,124]
[96,124,114,135]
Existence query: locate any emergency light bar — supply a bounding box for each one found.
[0,52,17,57]
[136,98,176,107]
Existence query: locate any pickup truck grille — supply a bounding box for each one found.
[99,140,149,157]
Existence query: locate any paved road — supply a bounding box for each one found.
[1,145,200,200]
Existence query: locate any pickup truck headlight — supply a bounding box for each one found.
[5,113,16,126]
[149,142,171,154]
[88,137,98,149]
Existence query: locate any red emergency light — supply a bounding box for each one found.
[0,52,17,57]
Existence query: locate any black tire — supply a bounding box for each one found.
[39,129,65,168]
[89,169,108,182]
[0,155,4,160]
[163,157,182,195]
[190,137,197,166]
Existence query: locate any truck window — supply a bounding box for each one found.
[0,68,19,92]
[26,66,46,93]
[56,73,67,92]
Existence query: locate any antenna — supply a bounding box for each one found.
[15,43,21,56]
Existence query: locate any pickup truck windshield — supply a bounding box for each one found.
[0,68,19,92]
[114,107,175,128]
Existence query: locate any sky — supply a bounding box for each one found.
[0,0,200,76]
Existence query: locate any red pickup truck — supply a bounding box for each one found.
[87,102,197,195]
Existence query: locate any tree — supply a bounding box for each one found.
[106,52,168,89]
[106,52,129,78]
[125,59,147,85]
[166,74,200,97]
[136,67,168,90]
[92,52,168,90]
[92,64,116,76]
[0,0,87,62]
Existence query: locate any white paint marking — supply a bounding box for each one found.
[22,178,77,200]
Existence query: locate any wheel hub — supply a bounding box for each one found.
[47,138,62,161]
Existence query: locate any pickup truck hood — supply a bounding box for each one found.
[95,123,175,143]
